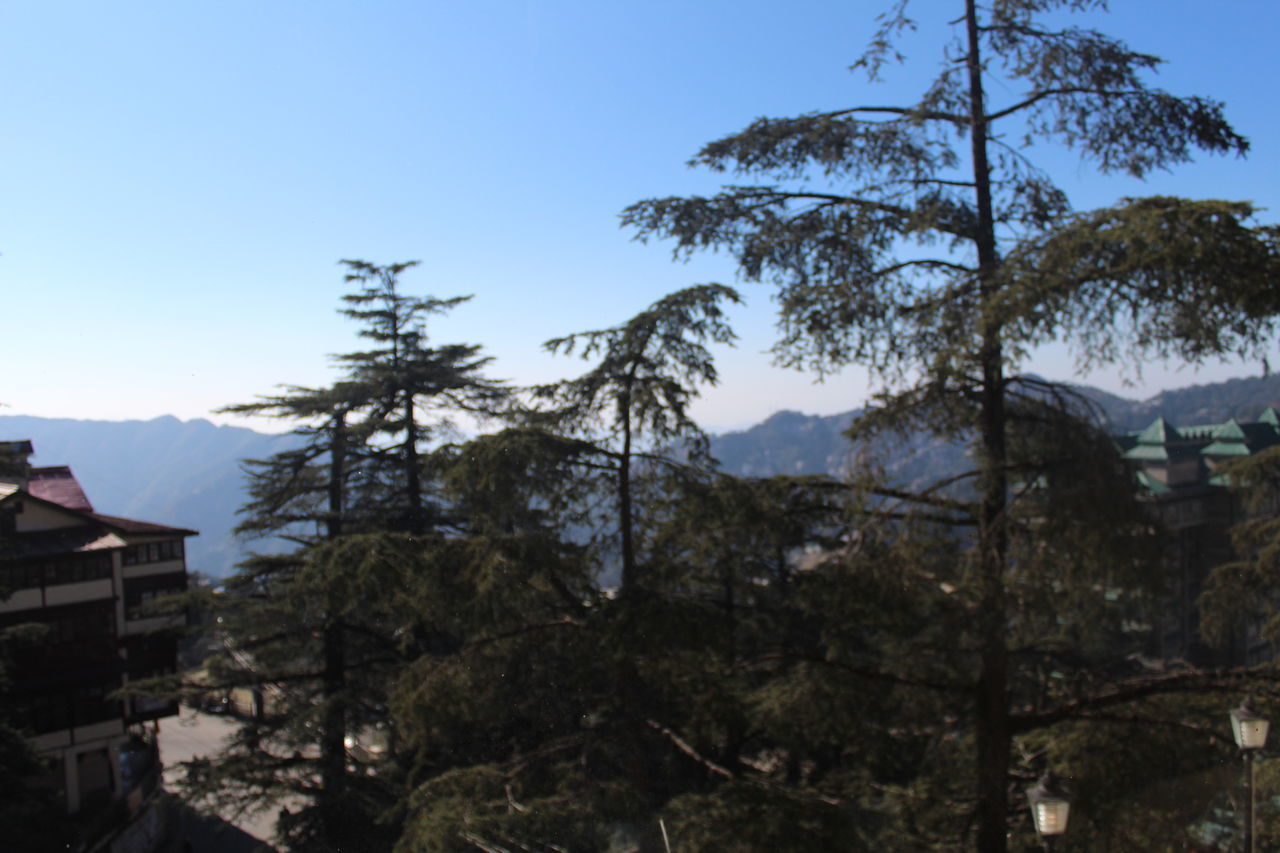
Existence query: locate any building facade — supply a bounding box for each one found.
[0,440,193,844]
[1118,409,1280,665]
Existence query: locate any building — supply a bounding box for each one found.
[1117,409,1280,665]
[0,440,193,847]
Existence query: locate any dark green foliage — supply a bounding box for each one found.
[1202,447,1280,650]
[1026,695,1235,852]
[391,470,874,852]
[994,197,1280,369]
[0,625,66,853]
[527,283,741,592]
[622,0,1269,375]
[335,259,504,534]
[391,292,933,851]
[178,262,505,853]
[167,5,1280,850]
[621,2,1279,850]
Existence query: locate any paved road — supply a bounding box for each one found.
[156,706,280,852]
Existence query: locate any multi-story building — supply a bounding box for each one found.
[0,439,193,846]
[1117,409,1280,665]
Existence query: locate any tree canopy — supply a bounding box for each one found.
[152,5,1280,852]
[623,2,1280,850]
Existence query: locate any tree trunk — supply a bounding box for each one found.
[618,381,636,594]
[404,390,422,534]
[319,413,348,840]
[964,2,1012,850]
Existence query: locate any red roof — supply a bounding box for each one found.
[28,466,94,512]
[17,465,197,538]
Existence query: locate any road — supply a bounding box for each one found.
[156,706,280,852]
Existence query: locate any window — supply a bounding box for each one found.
[124,571,187,619]
[0,552,112,589]
[121,539,184,566]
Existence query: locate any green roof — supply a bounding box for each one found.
[1134,469,1170,494]
[1202,419,1251,457]
[1122,409,1280,493]
[1137,417,1180,445]
[1124,417,1180,461]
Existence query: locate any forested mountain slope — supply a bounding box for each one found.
[3,373,1276,577]
[710,373,1280,482]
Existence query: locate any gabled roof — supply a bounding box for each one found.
[1122,409,1280,493]
[28,466,94,512]
[1202,419,1251,458]
[1125,417,1184,462]
[90,513,196,537]
[0,485,196,542]
[1138,416,1181,445]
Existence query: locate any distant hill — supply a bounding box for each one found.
[1079,373,1280,432]
[710,373,1280,483]
[0,415,295,579]
[5,373,1278,577]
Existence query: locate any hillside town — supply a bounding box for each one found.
[5,2,1280,852]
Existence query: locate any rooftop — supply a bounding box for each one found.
[28,466,94,513]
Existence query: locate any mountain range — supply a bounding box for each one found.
[710,373,1280,485]
[0,415,293,581]
[4,372,1278,578]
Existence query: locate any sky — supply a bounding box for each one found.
[2,1,1277,434]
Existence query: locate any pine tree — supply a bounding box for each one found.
[211,381,382,849]
[334,259,503,534]
[392,285,791,852]
[179,262,503,852]
[622,3,1280,849]
[530,282,740,592]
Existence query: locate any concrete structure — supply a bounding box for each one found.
[1118,409,1280,665]
[0,439,194,848]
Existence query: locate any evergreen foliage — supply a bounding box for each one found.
[0,622,65,853]
[1203,447,1280,650]
[620,2,1280,850]
[176,261,504,852]
[528,283,740,591]
[162,6,1280,851]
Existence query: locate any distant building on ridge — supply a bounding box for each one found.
[1117,409,1280,665]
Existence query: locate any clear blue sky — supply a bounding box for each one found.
[2,1,1276,433]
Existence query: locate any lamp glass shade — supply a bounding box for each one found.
[1033,800,1070,836]
[1235,718,1270,750]
[1231,701,1270,750]
[1026,772,1072,838]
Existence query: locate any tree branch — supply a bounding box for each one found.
[745,652,967,692]
[823,105,969,125]
[644,718,735,779]
[1010,668,1280,733]
[986,87,1145,123]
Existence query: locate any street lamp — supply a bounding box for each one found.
[1026,771,1071,851]
[1230,698,1269,853]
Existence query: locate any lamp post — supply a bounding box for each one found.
[1026,771,1071,852]
[1230,698,1270,853]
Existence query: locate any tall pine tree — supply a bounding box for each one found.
[622,3,1280,849]
[334,259,503,534]
[181,262,503,852]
